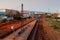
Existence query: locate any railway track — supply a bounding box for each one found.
[27,19,47,40]
[14,20,37,40]
[27,19,39,40]
[0,20,32,38]
[0,20,21,38]
[0,18,36,39]
[0,15,59,40]
[2,19,37,40]
[27,16,60,40]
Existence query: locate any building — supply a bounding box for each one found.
[51,13,58,19]
[6,9,20,17]
[55,14,60,21]
[21,12,29,18]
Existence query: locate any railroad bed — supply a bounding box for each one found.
[27,16,60,40]
[0,16,60,40]
[2,19,37,40]
[0,18,35,38]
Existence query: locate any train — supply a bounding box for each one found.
[0,12,30,23]
[0,9,35,23]
[0,16,14,23]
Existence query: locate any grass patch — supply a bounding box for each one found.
[46,18,60,35]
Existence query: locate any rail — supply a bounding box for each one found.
[3,19,37,40]
[0,18,37,39]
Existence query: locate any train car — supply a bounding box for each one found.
[0,16,7,23]
[7,17,14,21]
[0,16,14,23]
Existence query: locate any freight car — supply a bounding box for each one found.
[0,16,14,23]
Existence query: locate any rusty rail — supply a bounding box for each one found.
[0,18,36,39]
[27,18,47,40]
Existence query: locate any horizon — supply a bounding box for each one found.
[0,8,59,13]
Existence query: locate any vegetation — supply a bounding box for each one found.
[46,17,60,35]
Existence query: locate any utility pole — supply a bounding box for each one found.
[21,3,23,13]
[21,3,23,27]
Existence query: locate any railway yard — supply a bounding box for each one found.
[0,1,60,40]
[0,14,60,40]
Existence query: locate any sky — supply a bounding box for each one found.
[0,0,60,13]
